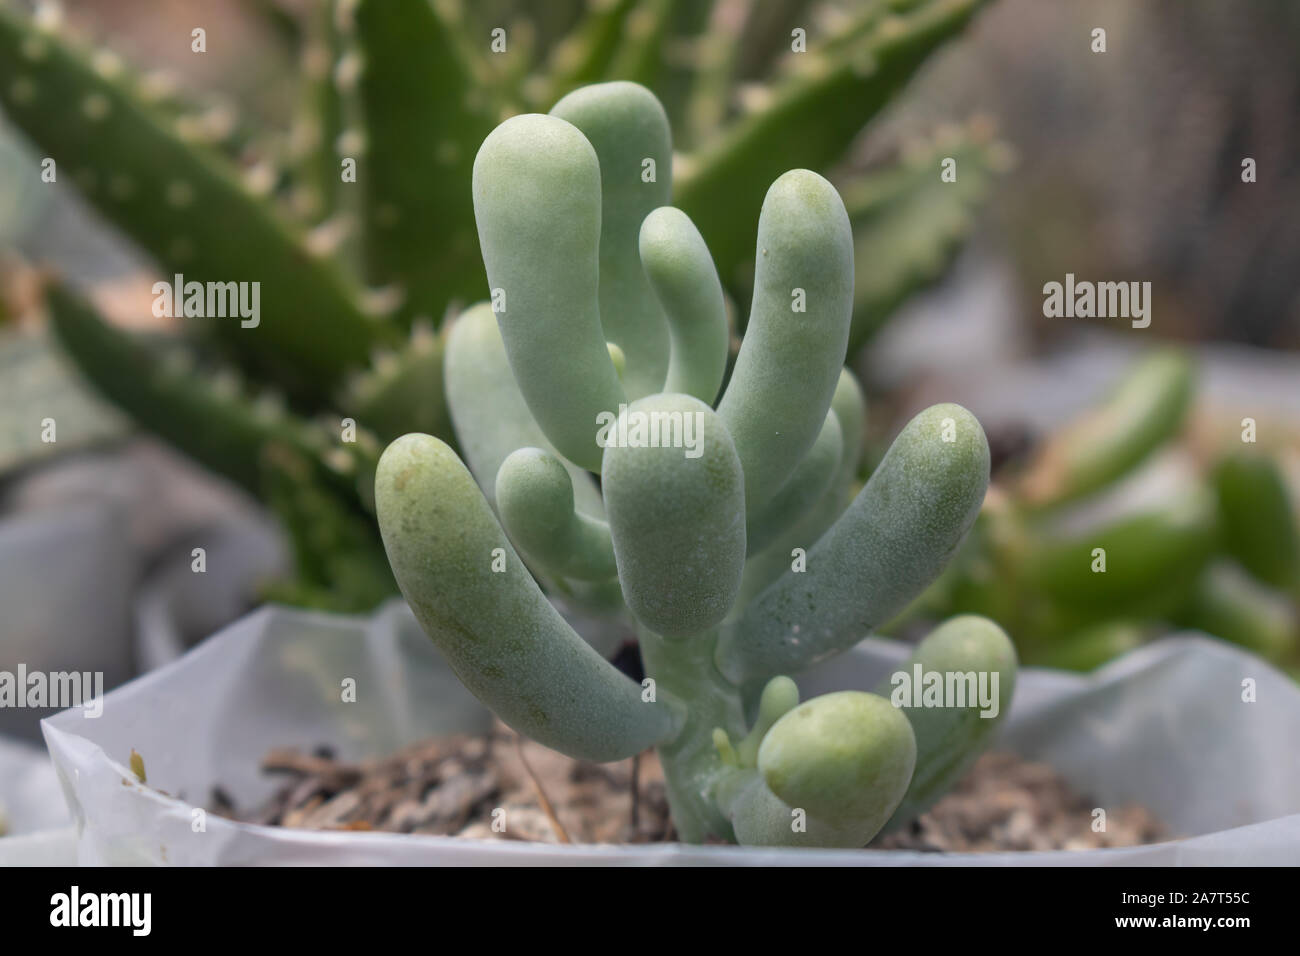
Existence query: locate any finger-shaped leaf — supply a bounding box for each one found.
[717,169,853,510]
[603,394,745,637]
[444,302,603,517]
[877,615,1016,828]
[746,409,842,556]
[639,205,729,403]
[496,447,617,582]
[758,691,915,836]
[472,113,626,471]
[552,82,674,399]
[721,403,989,683]
[376,433,679,761]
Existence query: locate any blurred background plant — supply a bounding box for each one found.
[0,0,1297,699]
[0,0,1005,614]
[890,349,1300,680]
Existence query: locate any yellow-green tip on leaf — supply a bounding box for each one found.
[758,691,915,831]
[606,341,626,380]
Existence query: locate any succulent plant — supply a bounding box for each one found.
[906,349,1300,674]
[0,0,1001,607]
[375,83,1015,847]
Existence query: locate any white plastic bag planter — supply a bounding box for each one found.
[42,603,1300,865]
[0,736,68,833]
[0,736,75,866]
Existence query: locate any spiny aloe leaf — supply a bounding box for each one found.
[288,0,349,225]
[340,322,450,444]
[606,0,681,88]
[844,120,1007,351]
[45,283,374,512]
[732,0,817,80]
[0,4,388,399]
[346,0,500,322]
[675,0,989,283]
[259,441,397,613]
[644,0,718,135]
[533,0,639,106]
[682,0,745,146]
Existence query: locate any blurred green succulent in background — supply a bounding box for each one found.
[898,350,1300,678]
[0,0,1003,609]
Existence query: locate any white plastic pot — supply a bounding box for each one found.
[0,736,75,866]
[41,603,1300,865]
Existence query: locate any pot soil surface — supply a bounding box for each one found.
[211,728,1167,852]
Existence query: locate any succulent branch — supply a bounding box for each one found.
[377,82,1014,847]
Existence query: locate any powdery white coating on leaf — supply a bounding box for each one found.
[726,769,886,849]
[495,447,617,581]
[746,409,843,556]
